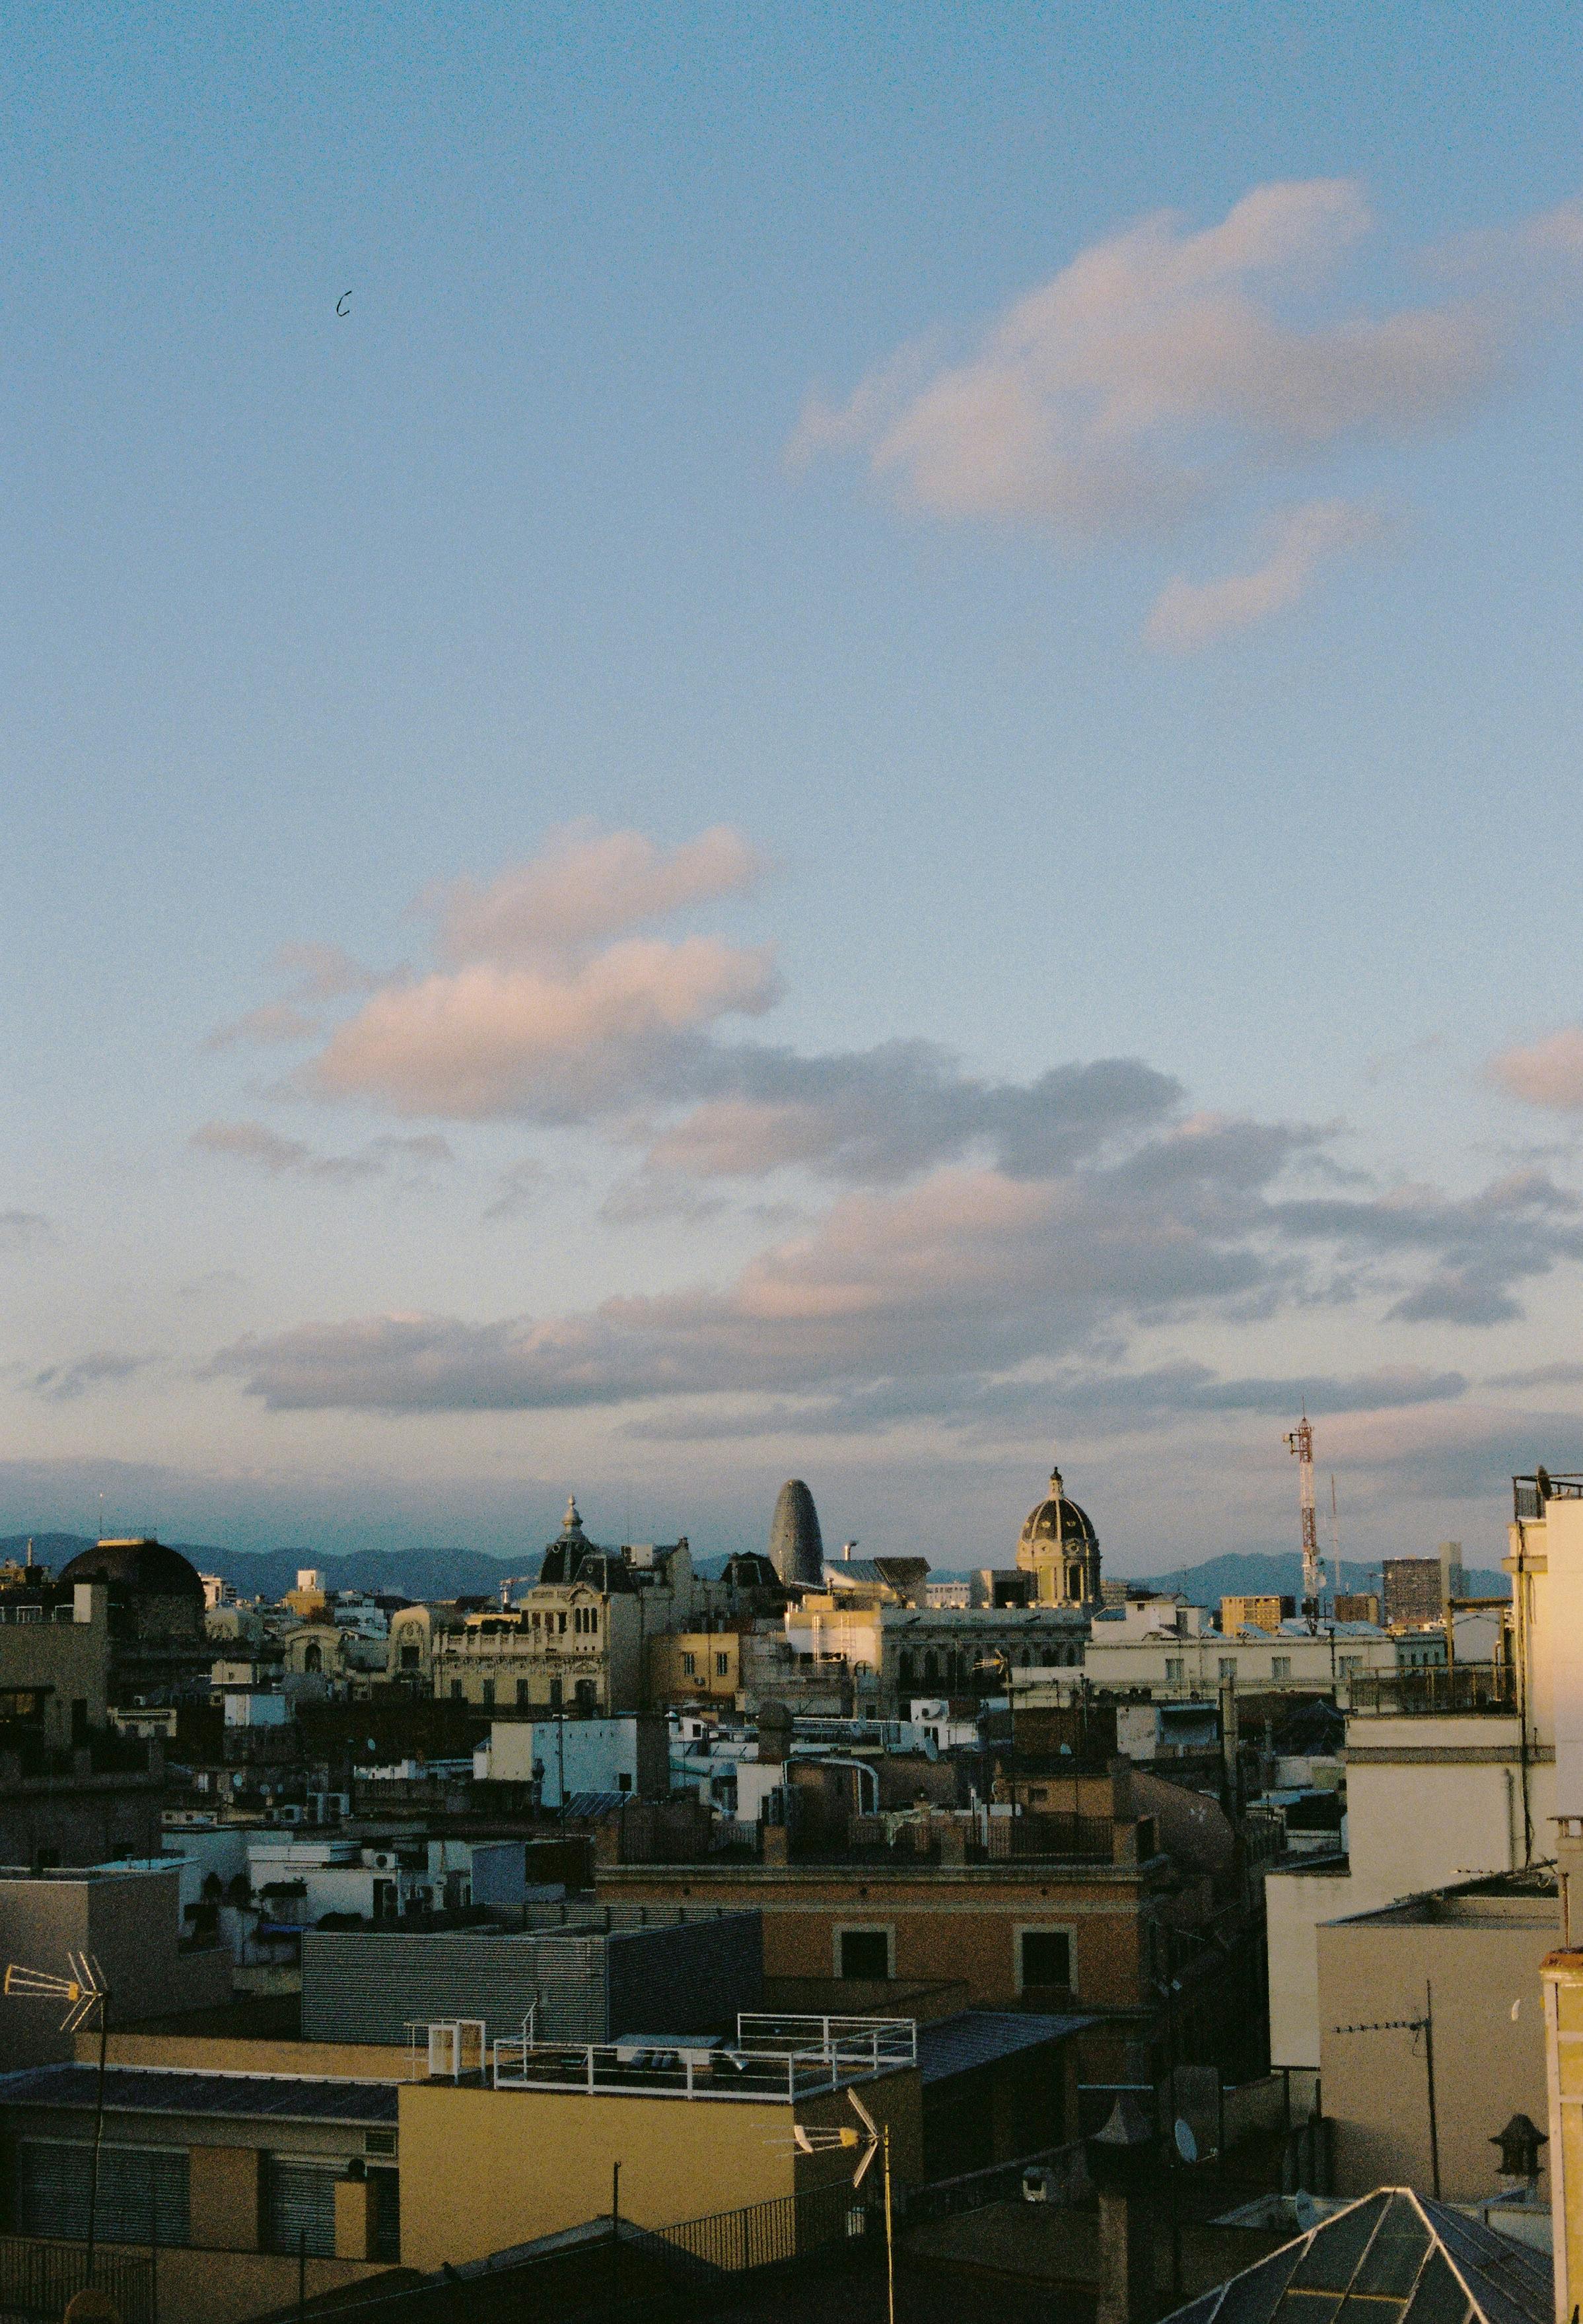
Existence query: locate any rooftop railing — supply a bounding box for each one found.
[1514,1472,1583,1520]
[1346,1663,1517,1717]
[488,2010,916,2101]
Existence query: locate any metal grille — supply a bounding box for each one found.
[369,2170,400,2265]
[12,2144,188,2249]
[265,2160,340,2257]
[0,2236,153,2324]
[656,2180,869,2272]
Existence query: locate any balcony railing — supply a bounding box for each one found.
[1347,1664,1516,1716]
[1514,1472,1583,1520]
[489,2011,915,2100]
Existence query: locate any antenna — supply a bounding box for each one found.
[1284,1417,1324,1620]
[1329,1475,1341,1602]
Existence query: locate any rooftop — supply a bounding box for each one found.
[0,2063,398,2126]
[1162,2188,1552,2324]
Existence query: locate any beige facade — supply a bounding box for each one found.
[396,2067,923,2270]
[1267,1711,1551,2072]
[1543,1944,1583,2320]
[1318,1880,1556,2200]
[651,1626,743,1706]
[0,1583,110,1749]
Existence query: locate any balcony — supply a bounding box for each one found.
[1346,1664,1516,1716]
[1513,1471,1583,1520]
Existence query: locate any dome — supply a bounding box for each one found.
[1018,1467,1098,1555]
[58,1536,205,1599]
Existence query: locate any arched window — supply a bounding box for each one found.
[303,1642,322,1674]
[1067,1566,1082,1597]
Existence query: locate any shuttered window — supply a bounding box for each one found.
[264,2160,341,2257]
[15,2142,190,2246]
[369,2169,400,2263]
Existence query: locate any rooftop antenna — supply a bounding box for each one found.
[1330,1475,1341,1603]
[1284,1416,1324,1624]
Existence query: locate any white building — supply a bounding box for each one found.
[474,1714,669,1805]
[1074,1597,1397,1699]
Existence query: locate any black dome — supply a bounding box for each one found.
[58,1537,205,1598]
[1018,1469,1098,1553]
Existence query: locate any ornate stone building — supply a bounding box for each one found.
[1016,1461,1102,1610]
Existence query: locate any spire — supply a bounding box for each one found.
[563,1495,584,1537]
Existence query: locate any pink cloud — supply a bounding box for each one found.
[1145,499,1384,649]
[792,180,1498,537]
[308,938,779,1119]
[428,822,767,967]
[1489,1027,1583,1110]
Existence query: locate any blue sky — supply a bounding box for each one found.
[6,3,1583,1572]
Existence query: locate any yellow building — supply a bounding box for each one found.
[1220,1594,1294,1633]
[398,2028,922,2269]
[1544,1938,1583,2317]
[651,1626,742,1707]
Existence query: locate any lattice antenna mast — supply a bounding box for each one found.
[1284,1415,1324,1616]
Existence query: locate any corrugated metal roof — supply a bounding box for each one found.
[915,2010,1094,2085]
[0,2064,399,2125]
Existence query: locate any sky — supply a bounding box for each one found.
[6,3,1583,1574]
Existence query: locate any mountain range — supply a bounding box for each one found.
[2,1535,1506,1605]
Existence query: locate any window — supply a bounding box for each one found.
[1019,1928,1073,1992]
[516,1680,530,1706]
[1164,1656,1183,1682]
[15,2142,190,2245]
[574,1678,597,1712]
[449,1681,462,1701]
[548,1678,563,1708]
[1339,1654,1361,1677]
[557,1613,567,1635]
[617,1771,632,1792]
[400,1644,420,1672]
[1218,1658,1236,1680]
[265,2157,341,2256]
[303,1642,323,1674]
[481,1679,495,1707]
[681,1652,697,1676]
[1272,1656,1292,1681]
[837,1927,891,1981]
[715,1652,730,1677]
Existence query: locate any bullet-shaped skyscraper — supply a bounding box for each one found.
[767,1478,824,1585]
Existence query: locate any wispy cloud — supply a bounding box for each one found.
[0,1210,55,1251]
[203,1002,320,1051]
[1146,500,1384,649]
[192,1121,387,1182]
[29,1351,157,1403]
[792,178,1582,641]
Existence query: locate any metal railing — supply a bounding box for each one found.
[735,2012,917,2067]
[1346,1664,1517,1716]
[656,2178,869,2272]
[1514,1472,1583,1519]
[0,1606,75,1627]
[489,2012,916,2100]
[0,2238,153,2324]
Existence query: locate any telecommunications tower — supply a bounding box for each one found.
[1284,1414,1325,1618]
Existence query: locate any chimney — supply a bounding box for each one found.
[1490,2111,1547,2202]
[1086,2092,1158,2324]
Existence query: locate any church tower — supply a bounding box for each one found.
[1016,1459,1101,1609]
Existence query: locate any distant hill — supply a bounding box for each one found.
[932,1548,1508,1603]
[1107,1549,1508,1603]
[0,1535,737,1603]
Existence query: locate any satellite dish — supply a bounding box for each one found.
[1174,2119,1199,2165]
